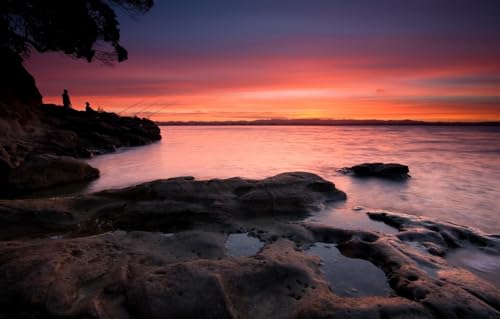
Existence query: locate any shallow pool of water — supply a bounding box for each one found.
[306,243,392,297]
[225,233,265,257]
[306,205,398,234]
[446,247,500,287]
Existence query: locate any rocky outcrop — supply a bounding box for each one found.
[367,210,500,254]
[7,154,99,193]
[341,163,410,179]
[35,104,161,157]
[1,40,162,196]
[0,46,161,196]
[0,103,161,197]
[0,173,499,318]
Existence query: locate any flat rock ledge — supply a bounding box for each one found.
[340,163,410,179]
[0,172,346,240]
[0,173,499,319]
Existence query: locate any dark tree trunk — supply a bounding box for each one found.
[0,47,42,107]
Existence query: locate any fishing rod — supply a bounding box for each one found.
[143,103,177,118]
[133,100,160,117]
[117,99,146,115]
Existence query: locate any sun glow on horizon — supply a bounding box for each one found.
[22,0,500,122]
[40,90,500,122]
[29,35,500,123]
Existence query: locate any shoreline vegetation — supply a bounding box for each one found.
[156,119,500,126]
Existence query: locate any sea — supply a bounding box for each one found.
[26,125,498,288]
[82,125,500,235]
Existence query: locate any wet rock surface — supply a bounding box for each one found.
[0,103,161,196]
[341,163,410,179]
[0,173,499,318]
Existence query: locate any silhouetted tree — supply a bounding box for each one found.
[0,0,154,105]
[1,0,153,63]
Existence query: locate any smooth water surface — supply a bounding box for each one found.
[84,126,500,234]
[225,233,264,257]
[306,243,392,297]
[446,248,500,287]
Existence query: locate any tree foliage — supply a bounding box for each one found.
[0,0,154,63]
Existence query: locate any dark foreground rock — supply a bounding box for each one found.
[341,163,410,179]
[0,172,346,240]
[6,154,99,192]
[0,173,499,318]
[0,103,161,197]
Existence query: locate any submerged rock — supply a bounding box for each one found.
[341,163,410,179]
[367,210,500,254]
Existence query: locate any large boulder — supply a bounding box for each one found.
[0,172,346,239]
[7,154,99,193]
[97,172,347,222]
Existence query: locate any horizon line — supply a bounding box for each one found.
[154,118,500,126]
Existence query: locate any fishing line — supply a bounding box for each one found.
[117,99,146,115]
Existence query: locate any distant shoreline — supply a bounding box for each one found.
[156,119,500,126]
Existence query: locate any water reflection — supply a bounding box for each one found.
[307,204,398,234]
[306,243,392,297]
[446,247,500,287]
[225,233,264,257]
[82,126,500,233]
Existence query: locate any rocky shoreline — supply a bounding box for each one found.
[0,103,161,197]
[0,172,498,318]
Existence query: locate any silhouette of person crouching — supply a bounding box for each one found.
[85,101,96,113]
[62,89,72,108]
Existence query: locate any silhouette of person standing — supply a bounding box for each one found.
[62,89,72,108]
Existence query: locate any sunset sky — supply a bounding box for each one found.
[26,0,500,121]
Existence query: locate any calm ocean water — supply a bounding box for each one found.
[84,125,500,234]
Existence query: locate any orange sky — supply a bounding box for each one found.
[28,50,500,122]
[24,0,500,123]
